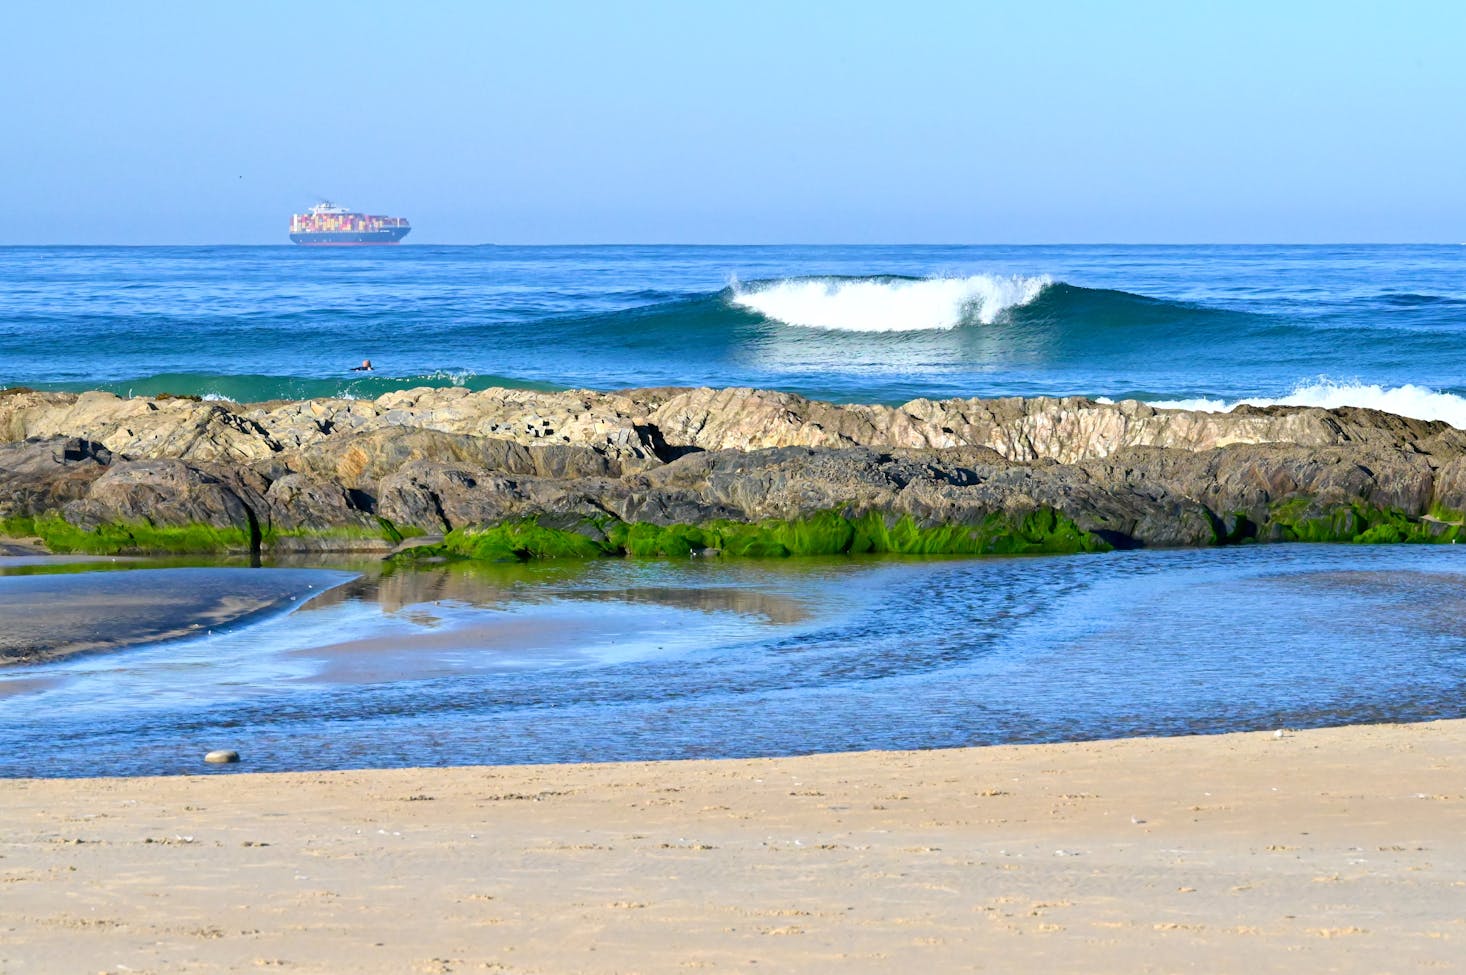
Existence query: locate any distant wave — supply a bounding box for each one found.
[729,274,1053,331]
[1143,381,1466,430]
[25,371,564,404]
[1375,292,1466,308]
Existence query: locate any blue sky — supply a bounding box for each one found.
[4,0,1463,243]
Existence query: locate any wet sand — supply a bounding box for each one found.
[0,538,50,557]
[3,720,1463,973]
[0,565,353,665]
[287,615,632,684]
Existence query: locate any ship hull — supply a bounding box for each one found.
[290,227,411,246]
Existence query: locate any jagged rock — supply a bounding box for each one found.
[0,438,112,517]
[2,386,1464,555]
[644,387,1465,462]
[62,460,258,535]
[1426,456,1466,518]
[262,474,378,534]
[377,463,523,532]
[0,391,280,464]
[277,427,616,490]
[245,386,663,469]
[4,385,1464,470]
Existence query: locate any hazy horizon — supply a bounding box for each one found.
[4,241,1466,248]
[6,1,1463,245]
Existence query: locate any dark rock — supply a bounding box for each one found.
[263,473,378,533]
[0,437,112,518]
[62,460,256,532]
[4,387,1465,555]
[377,463,523,532]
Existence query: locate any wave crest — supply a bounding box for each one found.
[1146,381,1466,430]
[730,274,1052,331]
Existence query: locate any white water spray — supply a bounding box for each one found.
[1145,380,1466,430]
[731,274,1052,331]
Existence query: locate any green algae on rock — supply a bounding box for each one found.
[7,386,1466,559]
[2,515,253,555]
[0,514,404,557]
[393,508,1112,564]
[1266,499,1463,544]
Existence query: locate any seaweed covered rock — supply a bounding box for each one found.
[2,385,1464,557]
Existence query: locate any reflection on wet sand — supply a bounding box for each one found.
[0,674,61,698]
[286,561,823,684]
[566,586,809,623]
[302,561,813,624]
[0,554,149,576]
[286,613,624,684]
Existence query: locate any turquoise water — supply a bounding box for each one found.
[2,545,1465,778]
[4,245,1466,419]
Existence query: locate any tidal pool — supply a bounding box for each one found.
[3,544,1465,777]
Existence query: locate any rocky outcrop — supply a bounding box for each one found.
[60,459,262,534]
[0,437,112,516]
[1,385,1462,557]
[8,386,1461,468]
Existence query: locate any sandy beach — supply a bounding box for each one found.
[3,719,1463,973]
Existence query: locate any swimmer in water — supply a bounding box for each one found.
[351,359,373,372]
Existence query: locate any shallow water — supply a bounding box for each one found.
[3,544,1465,778]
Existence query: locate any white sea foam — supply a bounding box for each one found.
[731,274,1052,331]
[421,369,474,386]
[1145,381,1466,430]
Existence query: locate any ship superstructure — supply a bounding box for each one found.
[289,202,410,245]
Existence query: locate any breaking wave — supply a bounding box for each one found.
[730,274,1052,331]
[1145,381,1466,430]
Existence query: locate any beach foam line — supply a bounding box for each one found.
[731,274,1052,331]
[1141,380,1466,429]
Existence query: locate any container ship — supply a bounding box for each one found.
[289,202,410,245]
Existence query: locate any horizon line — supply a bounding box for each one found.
[1,241,1462,248]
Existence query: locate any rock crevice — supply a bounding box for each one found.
[1,386,1462,556]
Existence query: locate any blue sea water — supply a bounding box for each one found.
[3,545,1466,777]
[4,244,1466,416]
[5,244,1466,777]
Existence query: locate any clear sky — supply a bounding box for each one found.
[4,0,1463,244]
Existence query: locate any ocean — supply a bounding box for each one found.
[5,243,1466,777]
[4,244,1466,419]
